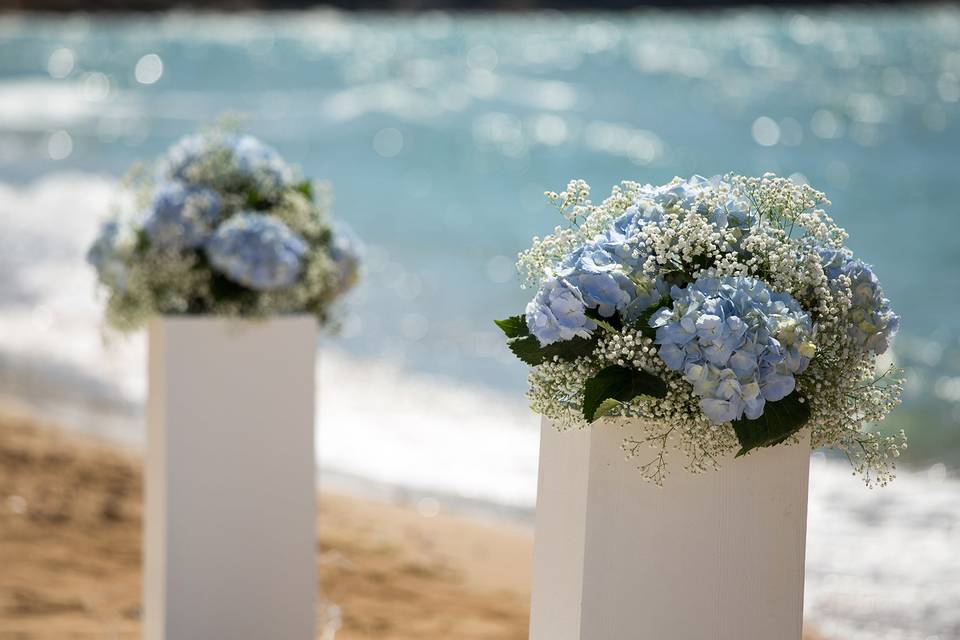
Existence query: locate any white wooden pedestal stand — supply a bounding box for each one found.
[145,316,317,640]
[529,418,811,640]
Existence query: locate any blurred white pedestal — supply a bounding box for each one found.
[529,419,811,640]
[145,316,317,640]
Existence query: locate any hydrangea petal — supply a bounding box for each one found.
[144,181,222,250]
[818,247,899,355]
[206,212,307,291]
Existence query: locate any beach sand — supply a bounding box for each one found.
[0,407,824,639]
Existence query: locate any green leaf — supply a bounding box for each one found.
[499,313,601,367]
[663,269,692,288]
[591,317,618,333]
[294,180,314,201]
[505,333,599,367]
[540,334,599,363]
[592,398,623,419]
[494,315,529,339]
[629,294,671,339]
[135,228,151,253]
[731,393,811,457]
[244,188,275,210]
[506,335,546,366]
[582,365,669,422]
[584,308,621,333]
[507,336,597,367]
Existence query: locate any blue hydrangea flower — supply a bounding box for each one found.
[817,246,850,281]
[611,199,665,244]
[161,133,293,192]
[611,177,716,242]
[635,176,712,210]
[818,247,899,354]
[229,135,294,190]
[526,222,667,346]
[328,222,363,295]
[689,176,756,232]
[87,219,129,291]
[144,181,222,250]
[162,134,207,183]
[632,176,748,221]
[525,278,597,345]
[598,200,660,269]
[621,176,756,246]
[650,276,816,424]
[557,245,635,317]
[206,213,308,291]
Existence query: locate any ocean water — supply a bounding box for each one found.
[1,8,959,640]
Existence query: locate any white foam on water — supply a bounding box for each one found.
[1,172,958,639]
[0,80,100,130]
[0,174,141,396]
[318,351,540,510]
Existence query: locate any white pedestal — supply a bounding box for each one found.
[145,316,317,640]
[529,419,811,640]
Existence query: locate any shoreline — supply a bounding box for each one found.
[0,404,827,639]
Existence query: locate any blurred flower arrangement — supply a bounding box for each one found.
[88,127,361,329]
[498,174,904,485]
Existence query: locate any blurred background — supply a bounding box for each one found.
[0,3,958,640]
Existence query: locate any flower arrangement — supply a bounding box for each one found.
[88,128,361,329]
[497,174,904,485]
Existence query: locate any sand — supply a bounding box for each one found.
[0,407,824,639]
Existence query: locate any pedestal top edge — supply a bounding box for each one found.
[148,314,318,327]
[540,416,812,465]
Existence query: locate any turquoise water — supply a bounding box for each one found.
[1,8,959,466]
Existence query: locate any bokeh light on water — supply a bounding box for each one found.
[0,7,959,468]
